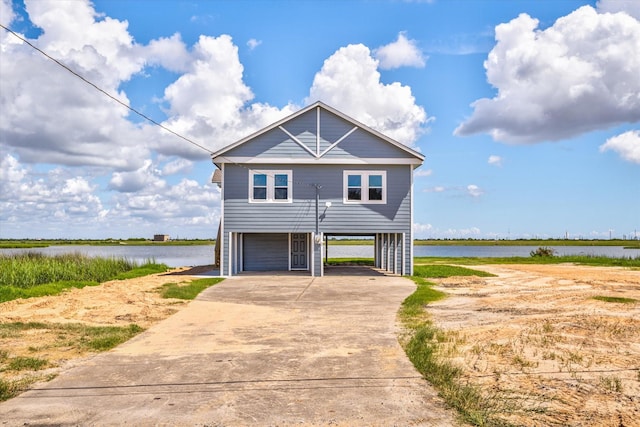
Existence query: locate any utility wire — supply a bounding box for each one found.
[1,23,323,190]
[0,23,213,154]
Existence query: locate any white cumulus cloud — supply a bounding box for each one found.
[488,155,503,167]
[161,158,193,176]
[306,44,431,146]
[108,160,165,193]
[0,156,106,232]
[374,32,426,69]
[423,186,445,193]
[597,0,640,19]
[413,223,433,237]
[599,130,640,164]
[414,169,433,177]
[0,0,15,24]
[455,6,640,144]
[247,38,262,50]
[467,184,484,197]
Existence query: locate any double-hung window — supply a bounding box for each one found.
[249,170,292,203]
[343,170,386,204]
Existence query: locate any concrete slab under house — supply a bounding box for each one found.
[211,102,424,277]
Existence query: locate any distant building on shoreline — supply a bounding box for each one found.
[153,234,170,242]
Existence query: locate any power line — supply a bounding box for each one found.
[1,23,322,190]
[0,23,213,155]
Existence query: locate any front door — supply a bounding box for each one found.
[290,233,308,270]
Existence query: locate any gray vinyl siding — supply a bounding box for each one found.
[222,127,316,159]
[317,109,356,153]
[243,233,288,271]
[223,164,411,235]
[222,230,229,275]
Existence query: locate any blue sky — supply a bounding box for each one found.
[1,0,638,240]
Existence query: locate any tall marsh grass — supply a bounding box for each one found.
[0,252,168,302]
[0,252,138,288]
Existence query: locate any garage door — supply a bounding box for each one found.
[243,233,288,271]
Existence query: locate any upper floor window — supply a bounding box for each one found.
[249,170,292,203]
[343,170,386,204]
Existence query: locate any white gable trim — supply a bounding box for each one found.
[278,126,318,158]
[316,106,320,155]
[211,101,425,163]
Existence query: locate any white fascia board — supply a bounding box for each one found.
[213,156,423,165]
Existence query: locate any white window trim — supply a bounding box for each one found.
[343,170,386,204]
[249,170,292,203]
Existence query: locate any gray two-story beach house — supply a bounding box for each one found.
[211,101,424,276]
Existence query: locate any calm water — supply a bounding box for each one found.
[0,245,216,268]
[1,244,636,267]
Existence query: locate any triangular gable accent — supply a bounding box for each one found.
[278,125,318,157]
[318,126,358,157]
[211,101,425,163]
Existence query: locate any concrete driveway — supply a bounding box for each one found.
[0,268,457,426]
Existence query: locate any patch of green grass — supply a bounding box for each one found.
[159,277,224,300]
[0,239,215,247]
[413,264,496,278]
[0,281,100,303]
[415,239,640,247]
[0,322,145,352]
[325,258,375,266]
[398,265,508,425]
[400,277,446,322]
[592,296,637,304]
[3,357,48,372]
[114,263,169,280]
[70,324,144,351]
[0,322,49,332]
[0,376,52,401]
[414,255,640,268]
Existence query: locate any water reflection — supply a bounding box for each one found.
[1,244,635,268]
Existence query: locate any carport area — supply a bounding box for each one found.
[323,232,409,276]
[0,272,456,426]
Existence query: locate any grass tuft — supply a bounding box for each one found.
[592,295,637,304]
[0,376,52,401]
[413,264,496,278]
[159,277,224,300]
[72,324,145,351]
[4,357,48,372]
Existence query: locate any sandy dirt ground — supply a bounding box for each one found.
[427,263,640,427]
[2,264,639,426]
[0,266,210,385]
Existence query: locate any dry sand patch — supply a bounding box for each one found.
[0,268,200,385]
[428,264,640,426]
